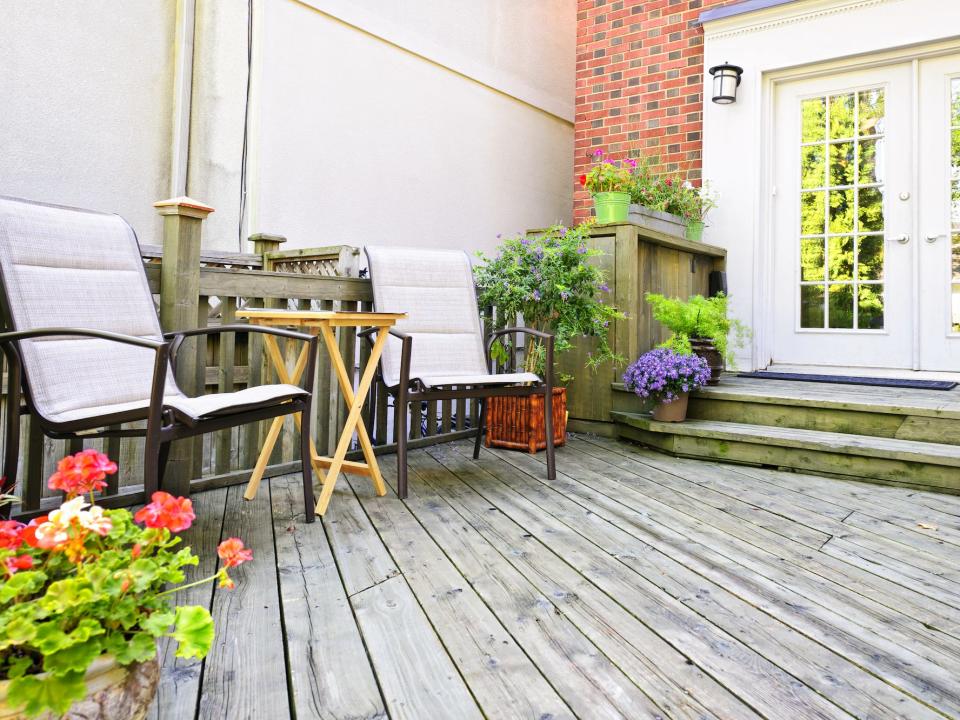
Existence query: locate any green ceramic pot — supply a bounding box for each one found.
[685,220,705,241]
[593,192,631,224]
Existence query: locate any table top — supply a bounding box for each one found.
[237,309,405,328]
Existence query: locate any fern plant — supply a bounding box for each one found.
[645,292,748,366]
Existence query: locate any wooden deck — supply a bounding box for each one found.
[151,435,960,720]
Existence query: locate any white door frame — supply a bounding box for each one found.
[756,39,960,370]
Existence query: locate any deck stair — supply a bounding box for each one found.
[610,374,960,493]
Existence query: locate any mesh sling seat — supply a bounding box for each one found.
[362,246,557,498]
[0,196,319,521]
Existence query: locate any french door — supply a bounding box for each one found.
[772,52,960,371]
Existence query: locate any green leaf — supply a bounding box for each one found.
[103,631,156,665]
[140,609,176,636]
[6,655,34,679]
[173,605,214,659]
[0,570,47,604]
[40,578,95,613]
[7,670,86,716]
[34,618,103,655]
[1,615,38,648]
[43,637,104,675]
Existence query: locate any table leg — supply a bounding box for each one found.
[314,328,388,515]
[319,325,388,496]
[244,336,319,501]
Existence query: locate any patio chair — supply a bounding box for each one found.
[362,245,557,499]
[0,196,319,521]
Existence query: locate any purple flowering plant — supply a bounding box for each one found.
[622,348,710,404]
[474,220,624,381]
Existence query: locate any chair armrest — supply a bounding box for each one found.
[164,324,317,376]
[0,327,166,350]
[358,326,410,340]
[484,327,554,383]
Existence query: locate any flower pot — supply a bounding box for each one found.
[486,387,567,453]
[652,393,689,422]
[0,654,159,720]
[689,337,723,385]
[685,220,705,242]
[627,204,687,237]
[593,192,631,224]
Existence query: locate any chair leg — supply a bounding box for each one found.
[543,387,556,481]
[473,399,486,459]
[143,431,162,498]
[299,404,316,523]
[1,399,20,519]
[395,395,409,500]
[158,442,171,487]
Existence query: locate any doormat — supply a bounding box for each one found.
[737,371,958,391]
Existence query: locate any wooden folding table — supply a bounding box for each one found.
[236,309,404,516]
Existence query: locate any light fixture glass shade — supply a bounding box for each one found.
[709,63,743,104]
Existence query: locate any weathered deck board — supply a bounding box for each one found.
[351,576,483,720]
[270,474,386,720]
[157,437,960,719]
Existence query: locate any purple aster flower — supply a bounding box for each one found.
[599,283,610,293]
[577,245,588,254]
[561,291,569,301]
[559,227,567,237]
[520,238,529,245]
[622,348,710,405]
[532,289,542,301]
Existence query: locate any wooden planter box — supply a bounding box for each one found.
[627,205,687,236]
[486,387,567,453]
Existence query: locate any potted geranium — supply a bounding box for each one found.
[622,348,710,422]
[579,149,633,223]
[0,450,252,719]
[679,181,719,242]
[474,221,624,452]
[626,156,689,237]
[645,292,749,385]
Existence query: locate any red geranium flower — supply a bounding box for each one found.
[0,520,25,550]
[134,492,195,532]
[20,515,48,548]
[48,449,117,497]
[578,174,587,186]
[217,537,253,568]
[4,554,33,574]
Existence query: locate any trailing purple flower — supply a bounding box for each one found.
[622,348,710,405]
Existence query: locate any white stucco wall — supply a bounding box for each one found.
[251,0,575,257]
[0,2,176,245]
[702,0,960,369]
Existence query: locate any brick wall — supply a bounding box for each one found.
[573,0,737,222]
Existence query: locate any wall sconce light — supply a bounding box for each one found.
[709,63,743,104]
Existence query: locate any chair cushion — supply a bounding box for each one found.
[416,372,541,389]
[46,384,308,428]
[165,384,308,427]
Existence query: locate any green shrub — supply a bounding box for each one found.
[645,292,749,366]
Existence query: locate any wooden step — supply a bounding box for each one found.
[611,377,960,445]
[610,412,960,494]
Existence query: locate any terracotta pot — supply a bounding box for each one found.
[0,654,159,720]
[652,393,689,422]
[486,387,567,453]
[689,336,723,385]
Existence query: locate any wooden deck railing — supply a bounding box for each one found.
[4,198,480,516]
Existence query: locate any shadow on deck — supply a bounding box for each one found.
[151,435,960,720]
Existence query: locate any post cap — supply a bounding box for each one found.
[153,197,215,219]
[249,233,287,245]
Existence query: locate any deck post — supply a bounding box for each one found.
[154,196,214,495]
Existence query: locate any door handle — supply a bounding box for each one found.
[925,233,947,244]
[889,234,910,245]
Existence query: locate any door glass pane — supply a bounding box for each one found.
[828,284,854,328]
[858,284,884,329]
[797,86,885,330]
[829,94,855,139]
[800,238,825,280]
[800,285,825,328]
[858,236,884,280]
[828,236,854,280]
